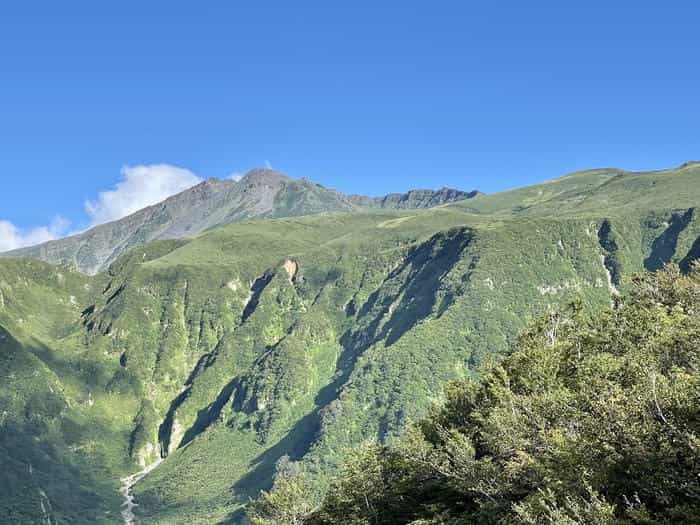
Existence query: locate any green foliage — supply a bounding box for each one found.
[248,468,318,525]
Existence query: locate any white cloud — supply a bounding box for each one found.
[228,172,244,181]
[264,160,273,169]
[0,216,70,252]
[1,163,237,251]
[85,164,202,225]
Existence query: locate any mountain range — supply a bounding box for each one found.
[3,169,479,275]
[0,162,698,524]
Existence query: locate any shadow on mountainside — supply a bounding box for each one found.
[0,326,122,524]
[645,209,695,271]
[680,235,700,273]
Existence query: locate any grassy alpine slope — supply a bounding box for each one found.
[0,163,698,523]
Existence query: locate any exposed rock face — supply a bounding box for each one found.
[282,258,299,281]
[3,169,478,274]
[350,188,482,209]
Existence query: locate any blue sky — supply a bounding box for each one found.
[1,1,699,248]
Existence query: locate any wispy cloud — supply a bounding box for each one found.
[85,164,202,225]
[264,160,273,169]
[0,216,71,252]
[228,171,244,181]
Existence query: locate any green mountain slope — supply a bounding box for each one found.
[457,161,699,217]
[0,164,698,524]
[3,169,477,275]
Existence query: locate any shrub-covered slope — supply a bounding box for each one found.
[280,266,700,525]
[0,164,698,523]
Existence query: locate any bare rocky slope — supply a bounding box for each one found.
[3,169,478,274]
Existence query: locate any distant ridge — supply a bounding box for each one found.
[349,187,481,209]
[3,168,478,274]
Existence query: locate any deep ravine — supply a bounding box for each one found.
[120,459,164,525]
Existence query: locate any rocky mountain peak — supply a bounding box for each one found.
[238,168,291,187]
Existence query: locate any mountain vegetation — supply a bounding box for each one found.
[0,162,698,524]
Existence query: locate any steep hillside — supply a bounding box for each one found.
[3,169,477,275]
[293,267,700,524]
[0,260,125,523]
[0,164,698,524]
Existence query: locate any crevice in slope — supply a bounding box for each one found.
[178,377,242,448]
[157,386,192,458]
[151,280,187,377]
[159,269,302,453]
[157,338,226,456]
[128,402,158,464]
[241,271,275,323]
[680,235,700,274]
[343,264,373,317]
[105,283,126,306]
[227,334,306,444]
[597,219,621,292]
[81,304,95,318]
[290,229,474,442]
[436,254,478,318]
[308,266,342,308]
[644,208,695,271]
[313,229,473,420]
[130,274,202,463]
[352,227,474,348]
[178,330,294,448]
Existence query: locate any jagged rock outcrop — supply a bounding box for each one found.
[350,188,481,209]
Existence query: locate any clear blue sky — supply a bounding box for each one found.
[1,1,699,235]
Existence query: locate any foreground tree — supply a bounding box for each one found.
[248,470,316,525]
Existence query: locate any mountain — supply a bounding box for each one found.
[0,163,698,524]
[2,169,478,275]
